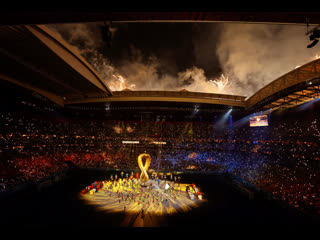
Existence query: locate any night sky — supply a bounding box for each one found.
[104,22,222,77]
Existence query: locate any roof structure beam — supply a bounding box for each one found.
[1,11,320,26]
[64,96,246,107]
[290,92,308,97]
[0,74,64,107]
[26,25,113,96]
[310,86,320,93]
[246,58,320,110]
[0,47,83,96]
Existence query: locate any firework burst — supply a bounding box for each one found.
[207,74,232,92]
[110,74,136,91]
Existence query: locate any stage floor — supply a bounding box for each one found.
[0,169,317,228]
[80,178,206,226]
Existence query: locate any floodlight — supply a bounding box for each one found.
[307,39,319,48]
[307,29,320,48]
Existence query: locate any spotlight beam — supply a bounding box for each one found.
[216,109,232,127]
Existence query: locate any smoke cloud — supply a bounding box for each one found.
[48,22,228,94]
[48,23,320,97]
[215,23,320,97]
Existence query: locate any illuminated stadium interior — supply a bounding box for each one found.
[1,10,320,229]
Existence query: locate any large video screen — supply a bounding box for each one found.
[250,115,268,127]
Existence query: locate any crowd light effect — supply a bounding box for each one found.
[207,74,232,92]
[113,125,123,134]
[80,178,205,217]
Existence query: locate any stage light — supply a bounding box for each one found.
[194,105,199,113]
[216,109,233,128]
[307,28,320,48]
[309,29,320,40]
[307,39,319,48]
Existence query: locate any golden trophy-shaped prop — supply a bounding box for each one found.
[138,153,151,186]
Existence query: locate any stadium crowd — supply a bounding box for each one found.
[1,103,320,215]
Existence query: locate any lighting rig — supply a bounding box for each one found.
[306,24,320,48]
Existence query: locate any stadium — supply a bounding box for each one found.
[1,11,320,229]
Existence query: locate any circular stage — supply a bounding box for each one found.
[80,178,206,219]
[0,169,316,228]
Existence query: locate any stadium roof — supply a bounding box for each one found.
[1,23,320,112]
[246,58,320,111]
[65,90,246,108]
[0,24,112,106]
[2,11,320,26]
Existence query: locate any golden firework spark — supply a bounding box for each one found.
[207,74,232,92]
[111,74,136,91]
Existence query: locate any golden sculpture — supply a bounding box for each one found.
[138,153,151,184]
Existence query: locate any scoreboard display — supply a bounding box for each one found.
[250,115,268,127]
